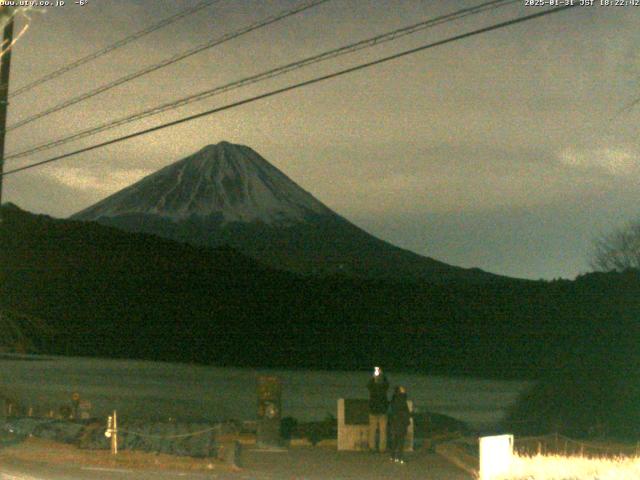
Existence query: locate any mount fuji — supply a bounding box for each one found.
[72,142,500,282]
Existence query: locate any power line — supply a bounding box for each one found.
[9,0,222,99]
[0,5,577,178]
[6,0,519,162]
[5,0,331,132]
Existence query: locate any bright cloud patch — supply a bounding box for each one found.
[559,147,638,175]
[46,167,151,193]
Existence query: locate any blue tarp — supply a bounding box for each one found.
[0,417,236,458]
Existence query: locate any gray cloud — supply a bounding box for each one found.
[4,1,640,279]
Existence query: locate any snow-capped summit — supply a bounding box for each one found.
[72,142,502,282]
[73,141,332,224]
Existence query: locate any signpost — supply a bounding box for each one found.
[257,376,282,448]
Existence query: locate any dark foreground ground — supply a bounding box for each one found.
[237,446,473,480]
[0,439,472,480]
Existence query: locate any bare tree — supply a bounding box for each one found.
[591,221,640,272]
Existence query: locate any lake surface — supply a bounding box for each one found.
[0,355,530,430]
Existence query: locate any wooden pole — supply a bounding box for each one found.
[0,7,14,339]
[0,6,14,215]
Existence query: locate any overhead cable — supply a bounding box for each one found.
[10,0,222,98]
[5,0,331,131]
[6,0,518,161]
[0,5,577,178]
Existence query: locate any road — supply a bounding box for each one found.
[1,447,473,480]
[1,458,219,480]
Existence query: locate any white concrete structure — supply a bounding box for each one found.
[337,398,414,452]
[479,434,514,480]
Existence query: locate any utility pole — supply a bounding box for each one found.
[0,7,14,351]
[0,6,14,219]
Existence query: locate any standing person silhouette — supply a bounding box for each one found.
[389,385,411,463]
[367,366,389,452]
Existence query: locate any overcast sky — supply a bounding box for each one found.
[3,0,639,280]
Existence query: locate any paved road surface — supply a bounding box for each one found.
[1,447,473,480]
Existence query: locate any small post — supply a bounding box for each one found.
[219,440,242,469]
[111,410,118,455]
[537,442,541,455]
[106,411,118,455]
[71,392,80,419]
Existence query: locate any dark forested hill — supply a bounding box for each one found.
[2,204,638,383]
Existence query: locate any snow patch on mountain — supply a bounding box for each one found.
[73,142,333,224]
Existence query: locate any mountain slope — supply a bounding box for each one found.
[3,204,639,380]
[72,142,503,282]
